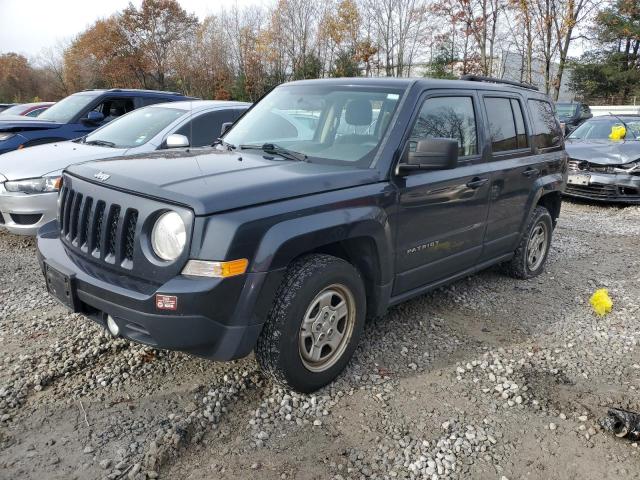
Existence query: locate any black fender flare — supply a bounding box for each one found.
[251,205,394,287]
[520,173,564,234]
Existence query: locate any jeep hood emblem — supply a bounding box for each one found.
[94,172,111,182]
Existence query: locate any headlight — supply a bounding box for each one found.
[151,211,186,261]
[4,176,62,194]
[0,133,15,142]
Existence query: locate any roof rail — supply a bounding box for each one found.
[460,74,539,92]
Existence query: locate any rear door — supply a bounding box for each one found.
[479,94,563,261]
[393,91,492,295]
[479,94,538,260]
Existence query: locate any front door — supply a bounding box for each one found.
[393,93,492,295]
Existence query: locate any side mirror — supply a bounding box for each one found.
[221,122,233,135]
[398,138,459,173]
[81,111,104,126]
[165,133,190,149]
[560,122,567,136]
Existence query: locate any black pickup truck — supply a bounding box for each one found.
[37,76,567,392]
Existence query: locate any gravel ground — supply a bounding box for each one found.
[1,199,639,480]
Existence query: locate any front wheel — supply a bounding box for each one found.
[505,206,553,279]
[256,254,366,393]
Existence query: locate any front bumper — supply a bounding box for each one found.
[0,185,58,235]
[564,171,640,204]
[36,221,280,361]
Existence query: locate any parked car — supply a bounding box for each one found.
[37,76,566,392]
[564,114,640,203]
[0,104,16,113]
[555,101,592,134]
[0,102,55,117]
[0,100,248,235]
[0,89,196,155]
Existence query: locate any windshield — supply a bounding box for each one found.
[223,84,405,167]
[556,103,577,119]
[38,93,99,123]
[0,105,26,116]
[84,106,185,148]
[569,118,640,140]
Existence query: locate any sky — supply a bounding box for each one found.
[0,0,269,58]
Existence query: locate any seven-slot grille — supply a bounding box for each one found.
[58,186,138,268]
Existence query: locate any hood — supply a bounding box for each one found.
[565,139,640,165]
[0,115,61,132]
[0,140,125,180]
[67,149,381,215]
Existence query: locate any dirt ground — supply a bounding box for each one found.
[1,199,639,480]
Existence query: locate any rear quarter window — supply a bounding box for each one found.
[527,99,562,149]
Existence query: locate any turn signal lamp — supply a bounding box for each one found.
[182,259,249,278]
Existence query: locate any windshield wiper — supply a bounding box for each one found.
[212,137,236,150]
[609,112,638,140]
[85,139,116,147]
[239,143,307,162]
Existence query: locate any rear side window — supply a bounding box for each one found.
[176,109,242,147]
[484,98,517,152]
[528,99,562,149]
[410,96,477,157]
[484,97,528,153]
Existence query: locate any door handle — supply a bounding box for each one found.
[522,168,540,178]
[466,177,489,189]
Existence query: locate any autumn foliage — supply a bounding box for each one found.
[0,0,618,103]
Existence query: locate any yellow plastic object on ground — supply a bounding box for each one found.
[590,288,613,316]
[609,125,626,141]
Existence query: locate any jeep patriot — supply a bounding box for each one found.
[37,77,567,392]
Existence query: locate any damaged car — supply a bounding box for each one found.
[564,115,640,203]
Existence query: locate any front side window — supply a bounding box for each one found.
[83,106,185,148]
[484,97,528,153]
[25,108,47,117]
[38,93,100,123]
[528,99,562,149]
[409,96,478,157]
[222,85,405,167]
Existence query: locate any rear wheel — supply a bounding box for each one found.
[256,254,366,393]
[505,206,553,279]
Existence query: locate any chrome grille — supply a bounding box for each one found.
[568,159,616,174]
[568,159,582,171]
[58,187,138,269]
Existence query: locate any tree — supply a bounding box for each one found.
[550,0,597,100]
[64,16,148,91]
[363,0,430,77]
[0,53,38,102]
[120,0,198,90]
[569,0,640,103]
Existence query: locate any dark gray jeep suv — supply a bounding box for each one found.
[37,76,567,392]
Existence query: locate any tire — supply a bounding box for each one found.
[256,254,366,393]
[504,206,553,279]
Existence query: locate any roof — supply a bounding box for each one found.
[78,88,195,97]
[148,100,251,111]
[283,76,550,97]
